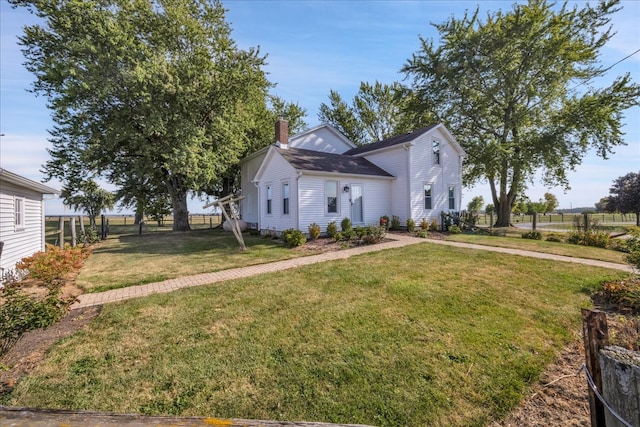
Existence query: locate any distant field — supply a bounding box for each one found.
[45,214,222,246]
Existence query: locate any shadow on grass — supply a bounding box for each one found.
[93,228,284,256]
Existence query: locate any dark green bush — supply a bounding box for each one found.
[390,215,401,230]
[360,225,386,245]
[625,227,640,271]
[406,218,416,233]
[326,221,338,238]
[282,228,306,248]
[522,231,543,240]
[1,285,69,357]
[416,229,429,238]
[341,217,352,232]
[308,223,321,240]
[333,232,343,242]
[448,225,462,234]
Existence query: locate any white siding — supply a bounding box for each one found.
[289,127,353,154]
[0,181,46,275]
[240,151,267,227]
[298,175,391,234]
[257,153,298,233]
[360,148,409,222]
[407,128,463,223]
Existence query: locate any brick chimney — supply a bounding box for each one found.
[275,117,288,149]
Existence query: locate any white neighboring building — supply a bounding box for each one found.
[0,169,59,280]
[240,120,466,234]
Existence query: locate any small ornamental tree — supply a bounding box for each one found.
[608,172,640,226]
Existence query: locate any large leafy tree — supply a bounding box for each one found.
[318,81,421,145]
[403,0,639,227]
[62,180,115,228]
[607,172,640,226]
[13,0,272,231]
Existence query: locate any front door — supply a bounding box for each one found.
[350,184,363,225]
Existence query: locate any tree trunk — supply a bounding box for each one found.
[166,176,191,232]
[495,201,512,227]
[134,198,144,225]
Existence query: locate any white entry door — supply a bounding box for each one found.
[350,184,363,225]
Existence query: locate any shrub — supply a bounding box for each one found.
[448,225,462,234]
[17,244,89,290]
[333,232,343,242]
[343,229,355,241]
[599,279,640,314]
[406,218,416,233]
[360,225,387,245]
[282,228,307,248]
[0,285,71,357]
[308,223,321,240]
[341,217,352,232]
[430,218,439,231]
[379,215,390,229]
[625,226,640,271]
[545,233,564,243]
[522,231,543,240]
[80,227,101,244]
[326,221,338,238]
[420,218,429,230]
[416,229,429,238]
[390,215,401,231]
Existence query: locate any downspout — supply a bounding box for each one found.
[296,171,302,231]
[252,181,260,231]
[403,144,411,222]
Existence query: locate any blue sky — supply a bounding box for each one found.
[1,0,638,215]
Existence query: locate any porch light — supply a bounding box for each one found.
[343,185,350,193]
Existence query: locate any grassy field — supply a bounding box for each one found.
[75,228,315,293]
[3,241,631,426]
[444,232,629,264]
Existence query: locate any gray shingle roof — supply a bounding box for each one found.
[343,124,439,156]
[275,147,393,177]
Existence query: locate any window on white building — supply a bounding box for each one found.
[326,181,338,214]
[448,185,455,210]
[424,184,432,210]
[282,182,289,215]
[266,185,272,214]
[15,197,25,229]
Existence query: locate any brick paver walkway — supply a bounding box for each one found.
[71,234,634,310]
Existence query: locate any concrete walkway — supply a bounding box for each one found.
[71,234,634,310]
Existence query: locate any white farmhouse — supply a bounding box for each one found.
[240,119,465,234]
[0,169,59,280]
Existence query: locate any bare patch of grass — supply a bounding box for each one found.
[3,243,630,426]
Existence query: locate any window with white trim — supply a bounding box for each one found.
[282,182,290,215]
[424,184,432,210]
[432,140,440,165]
[15,197,25,229]
[266,185,272,214]
[326,181,338,214]
[448,185,455,210]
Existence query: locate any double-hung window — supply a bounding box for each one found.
[326,181,338,214]
[424,184,432,210]
[282,182,290,215]
[15,197,24,230]
[448,185,455,210]
[266,185,272,214]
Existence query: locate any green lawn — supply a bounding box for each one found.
[3,242,630,426]
[75,228,315,293]
[444,232,628,265]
